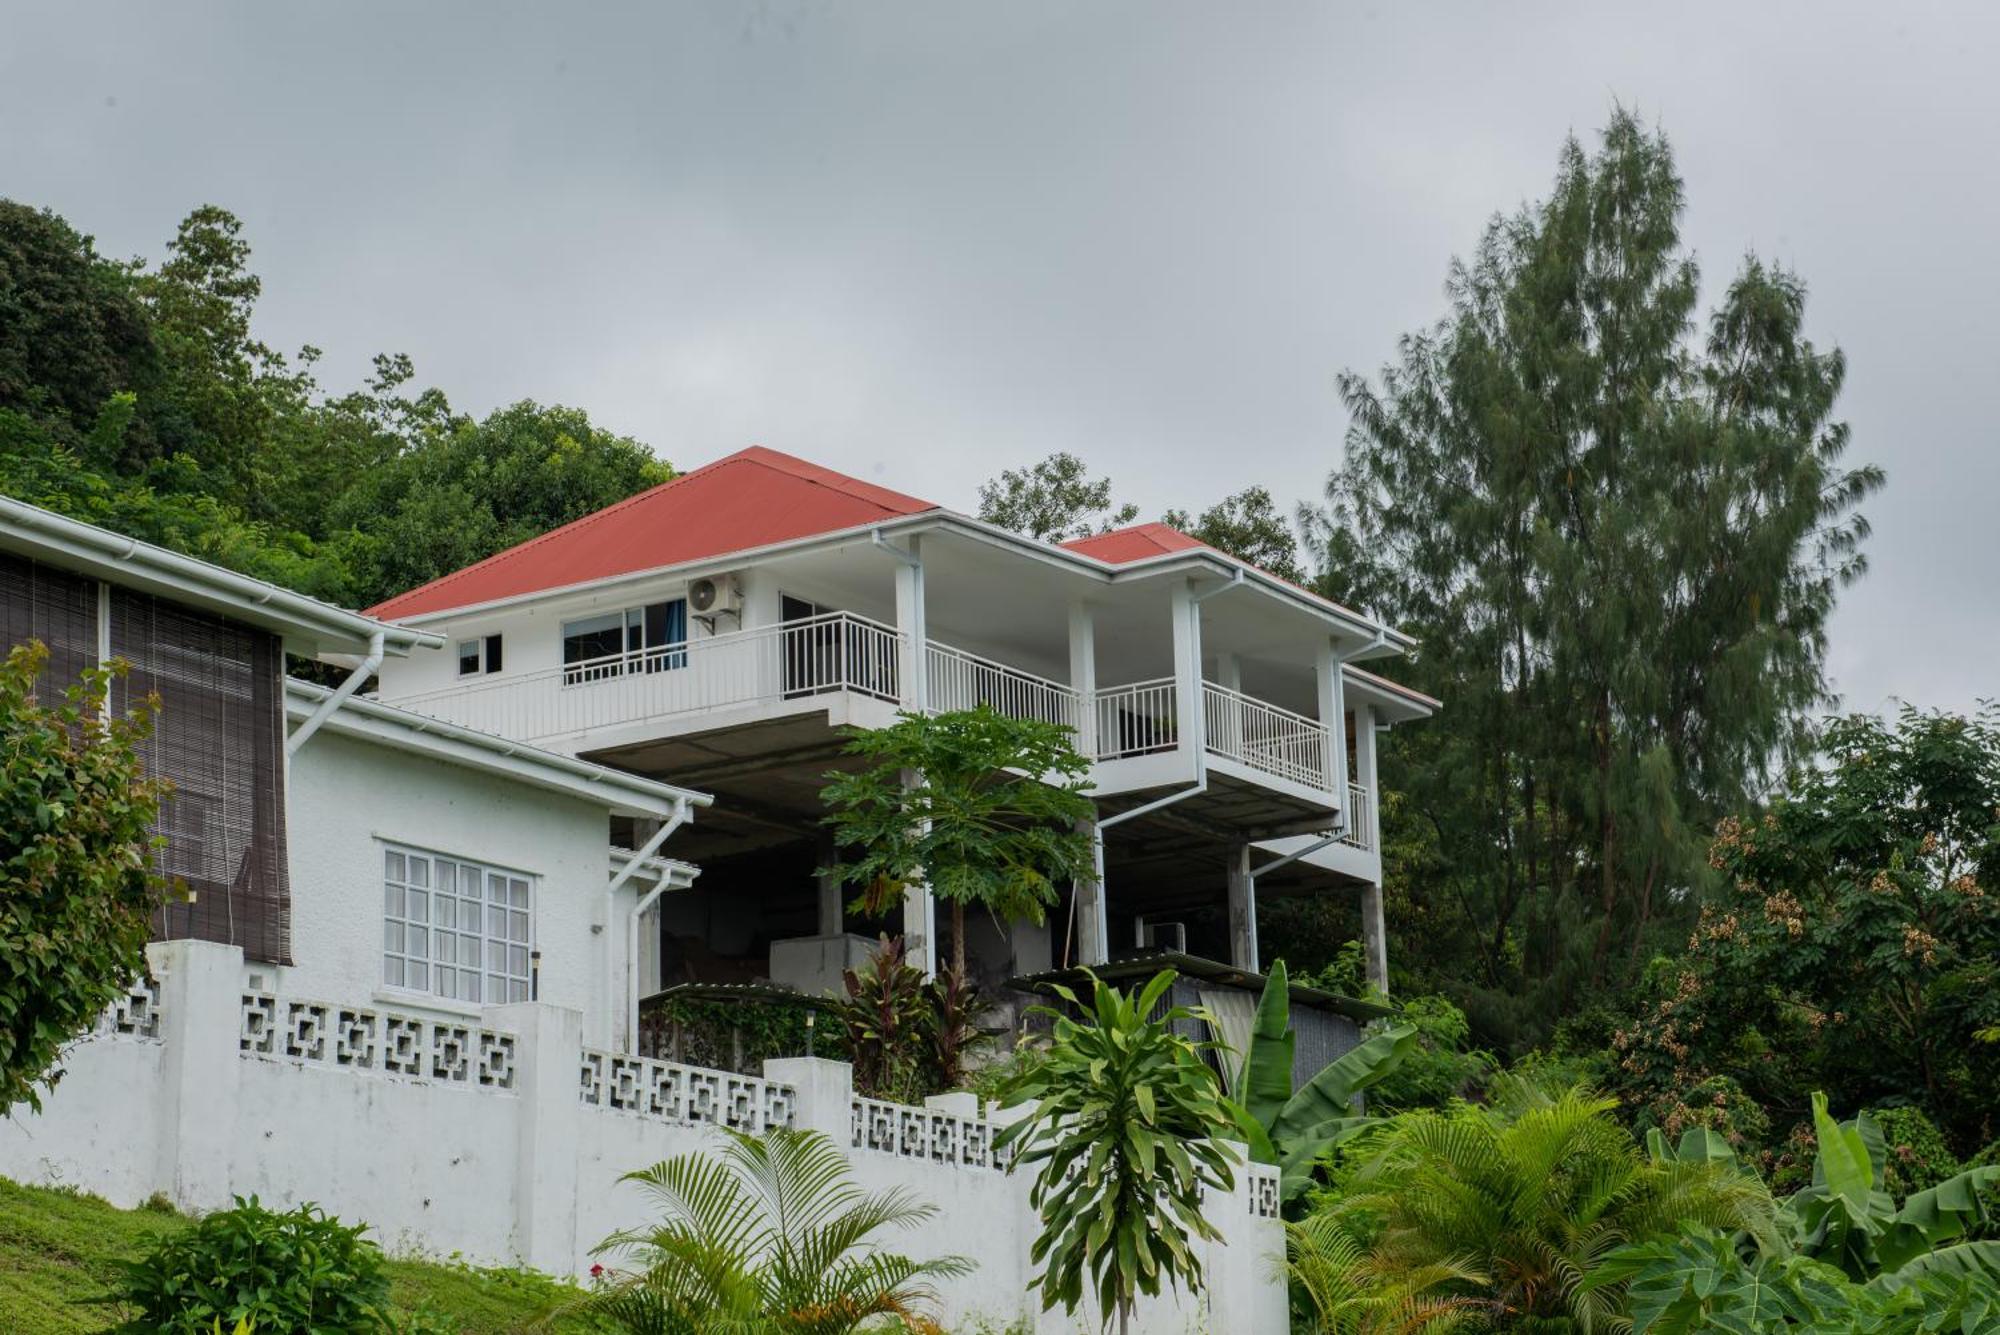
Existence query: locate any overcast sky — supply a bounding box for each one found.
[2,2,1991,715]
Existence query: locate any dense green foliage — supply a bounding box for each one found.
[119,1195,407,1333]
[820,706,1096,978]
[975,451,1138,543]
[1608,707,2000,1159]
[1,647,168,1112]
[567,1127,968,1333]
[995,970,1238,1333]
[1230,960,1419,1203]
[1304,110,1882,1050]
[0,197,671,613]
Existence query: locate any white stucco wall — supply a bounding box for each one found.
[0,942,1286,1334]
[284,730,640,1052]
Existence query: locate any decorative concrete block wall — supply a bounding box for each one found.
[0,939,1286,1334]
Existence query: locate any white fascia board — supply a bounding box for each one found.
[0,497,443,659]
[385,508,1414,656]
[1342,664,1439,722]
[284,679,711,819]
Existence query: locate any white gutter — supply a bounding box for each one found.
[286,632,383,756]
[615,804,693,1053]
[0,496,441,656]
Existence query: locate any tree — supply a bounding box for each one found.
[1609,708,2000,1155]
[327,398,672,609]
[567,1127,970,1333]
[996,970,1239,1334]
[976,451,1137,543]
[1,645,169,1111]
[1162,485,1306,582]
[1231,960,1419,1203]
[1308,109,1883,1046]
[819,707,1095,980]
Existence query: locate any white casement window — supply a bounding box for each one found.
[382,845,534,1004]
[457,634,503,677]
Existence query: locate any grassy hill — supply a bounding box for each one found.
[0,1176,593,1333]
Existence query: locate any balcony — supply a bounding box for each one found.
[386,611,1355,810]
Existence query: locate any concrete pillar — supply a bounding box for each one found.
[1226,843,1257,971]
[1317,643,1350,815]
[1009,916,1053,976]
[1171,579,1203,759]
[1352,704,1379,850]
[1214,651,1243,759]
[816,834,843,938]
[1067,597,1097,756]
[1076,815,1109,967]
[1361,882,1389,996]
[151,938,244,1213]
[765,1056,854,1144]
[892,534,927,711]
[486,1001,583,1273]
[899,767,935,979]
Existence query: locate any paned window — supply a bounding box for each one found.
[561,599,686,683]
[382,846,533,1004]
[457,634,503,676]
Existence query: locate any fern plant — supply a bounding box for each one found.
[558,1127,969,1334]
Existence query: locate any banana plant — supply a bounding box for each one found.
[1645,1091,2000,1284]
[1226,959,1417,1203]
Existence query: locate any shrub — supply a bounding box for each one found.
[1362,993,1494,1110]
[1,645,169,1110]
[1637,1073,1772,1156]
[121,1196,398,1333]
[1867,1103,1960,1197]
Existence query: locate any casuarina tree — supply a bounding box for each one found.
[1308,108,1883,1043]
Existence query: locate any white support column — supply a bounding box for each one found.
[1171,579,1203,762]
[1352,703,1379,846]
[1226,842,1257,971]
[1317,641,1350,817]
[1067,597,1097,756]
[892,534,927,711]
[1215,650,1243,761]
[1361,883,1389,996]
[1076,814,1108,967]
[816,833,843,938]
[899,767,936,979]
[764,1056,854,1145]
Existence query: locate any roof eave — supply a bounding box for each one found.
[0,498,442,659]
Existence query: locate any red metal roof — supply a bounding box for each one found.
[1058,522,1213,565]
[365,446,939,619]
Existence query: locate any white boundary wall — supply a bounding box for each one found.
[1,940,1286,1334]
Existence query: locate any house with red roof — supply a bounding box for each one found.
[368,445,1434,1037]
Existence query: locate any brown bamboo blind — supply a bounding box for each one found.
[0,551,98,699]
[110,588,292,965]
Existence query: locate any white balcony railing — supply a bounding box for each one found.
[1094,677,1180,761]
[1203,682,1331,792]
[926,642,1081,732]
[390,611,902,743]
[391,623,1348,803]
[1341,782,1373,851]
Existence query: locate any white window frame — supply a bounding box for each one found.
[380,843,536,1006]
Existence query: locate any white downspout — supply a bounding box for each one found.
[1074,570,1242,965]
[616,802,691,1053]
[286,631,384,756]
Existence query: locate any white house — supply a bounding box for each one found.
[0,495,1288,1331]
[366,445,1436,1008]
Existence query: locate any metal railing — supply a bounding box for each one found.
[1341,782,1374,850]
[390,611,903,743]
[1094,678,1179,761]
[1203,682,1332,792]
[926,642,1081,731]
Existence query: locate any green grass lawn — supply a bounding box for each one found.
[0,1175,595,1333]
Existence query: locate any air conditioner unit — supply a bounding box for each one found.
[689,576,743,625]
[1138,920,1187,954]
